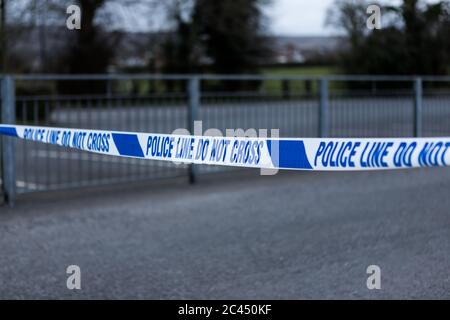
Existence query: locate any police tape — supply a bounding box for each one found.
[1,124,450,171]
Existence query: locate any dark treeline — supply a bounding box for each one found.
[328,0,450,76]
[0,0,449,95]
[0,0,272,93]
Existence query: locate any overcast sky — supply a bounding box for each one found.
[267,0,336,36]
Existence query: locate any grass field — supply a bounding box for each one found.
[14,65,342,97]
[262,65,340,77]
[261,65,340,94]
[121,65,341,95]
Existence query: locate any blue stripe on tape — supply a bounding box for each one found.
[0,126,18,137]
[112,133,144,158]
[267,140,313,169]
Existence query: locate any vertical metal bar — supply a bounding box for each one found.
[66,99,73,187]
[156,96,161,177]
[318,78,329,138]
[106,79,112,99]
[77,99,83,186]
[121,96,126,179]
[108,93,113,184]
[145,91,151,179]
[44,99,50,188]
[22,101,28,191]
[139,92,145,179]
[414,77,423,137]
[88,98,93,183]
[1,75,16,206]
[127,95,133,181]
[33,99,40,189]
[187,76,200,184]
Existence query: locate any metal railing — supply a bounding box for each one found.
[2,74,450,205]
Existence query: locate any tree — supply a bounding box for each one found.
[161,0,196,74]
[0,0,6,72]
[327,0,450,75]
[58,0,118,94]
[192,0,271,75]
[159,0,197,92]
[326,0,369,50]
[160,0,272,76]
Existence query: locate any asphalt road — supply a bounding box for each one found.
[49,96,450,138]
[1,167,450,299]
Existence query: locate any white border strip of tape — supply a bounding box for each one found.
[1,124,450,171]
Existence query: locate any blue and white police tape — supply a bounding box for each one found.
[1,124,450,171]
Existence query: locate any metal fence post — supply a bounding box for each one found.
[414,77,423,137]
[106,79,112,99]
[1,75,16,206]
[187,76,200,184]
[318,78,329,137]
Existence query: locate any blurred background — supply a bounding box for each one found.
[1,0,450,299]
[1,0,450,196]
[1,0,449,89]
